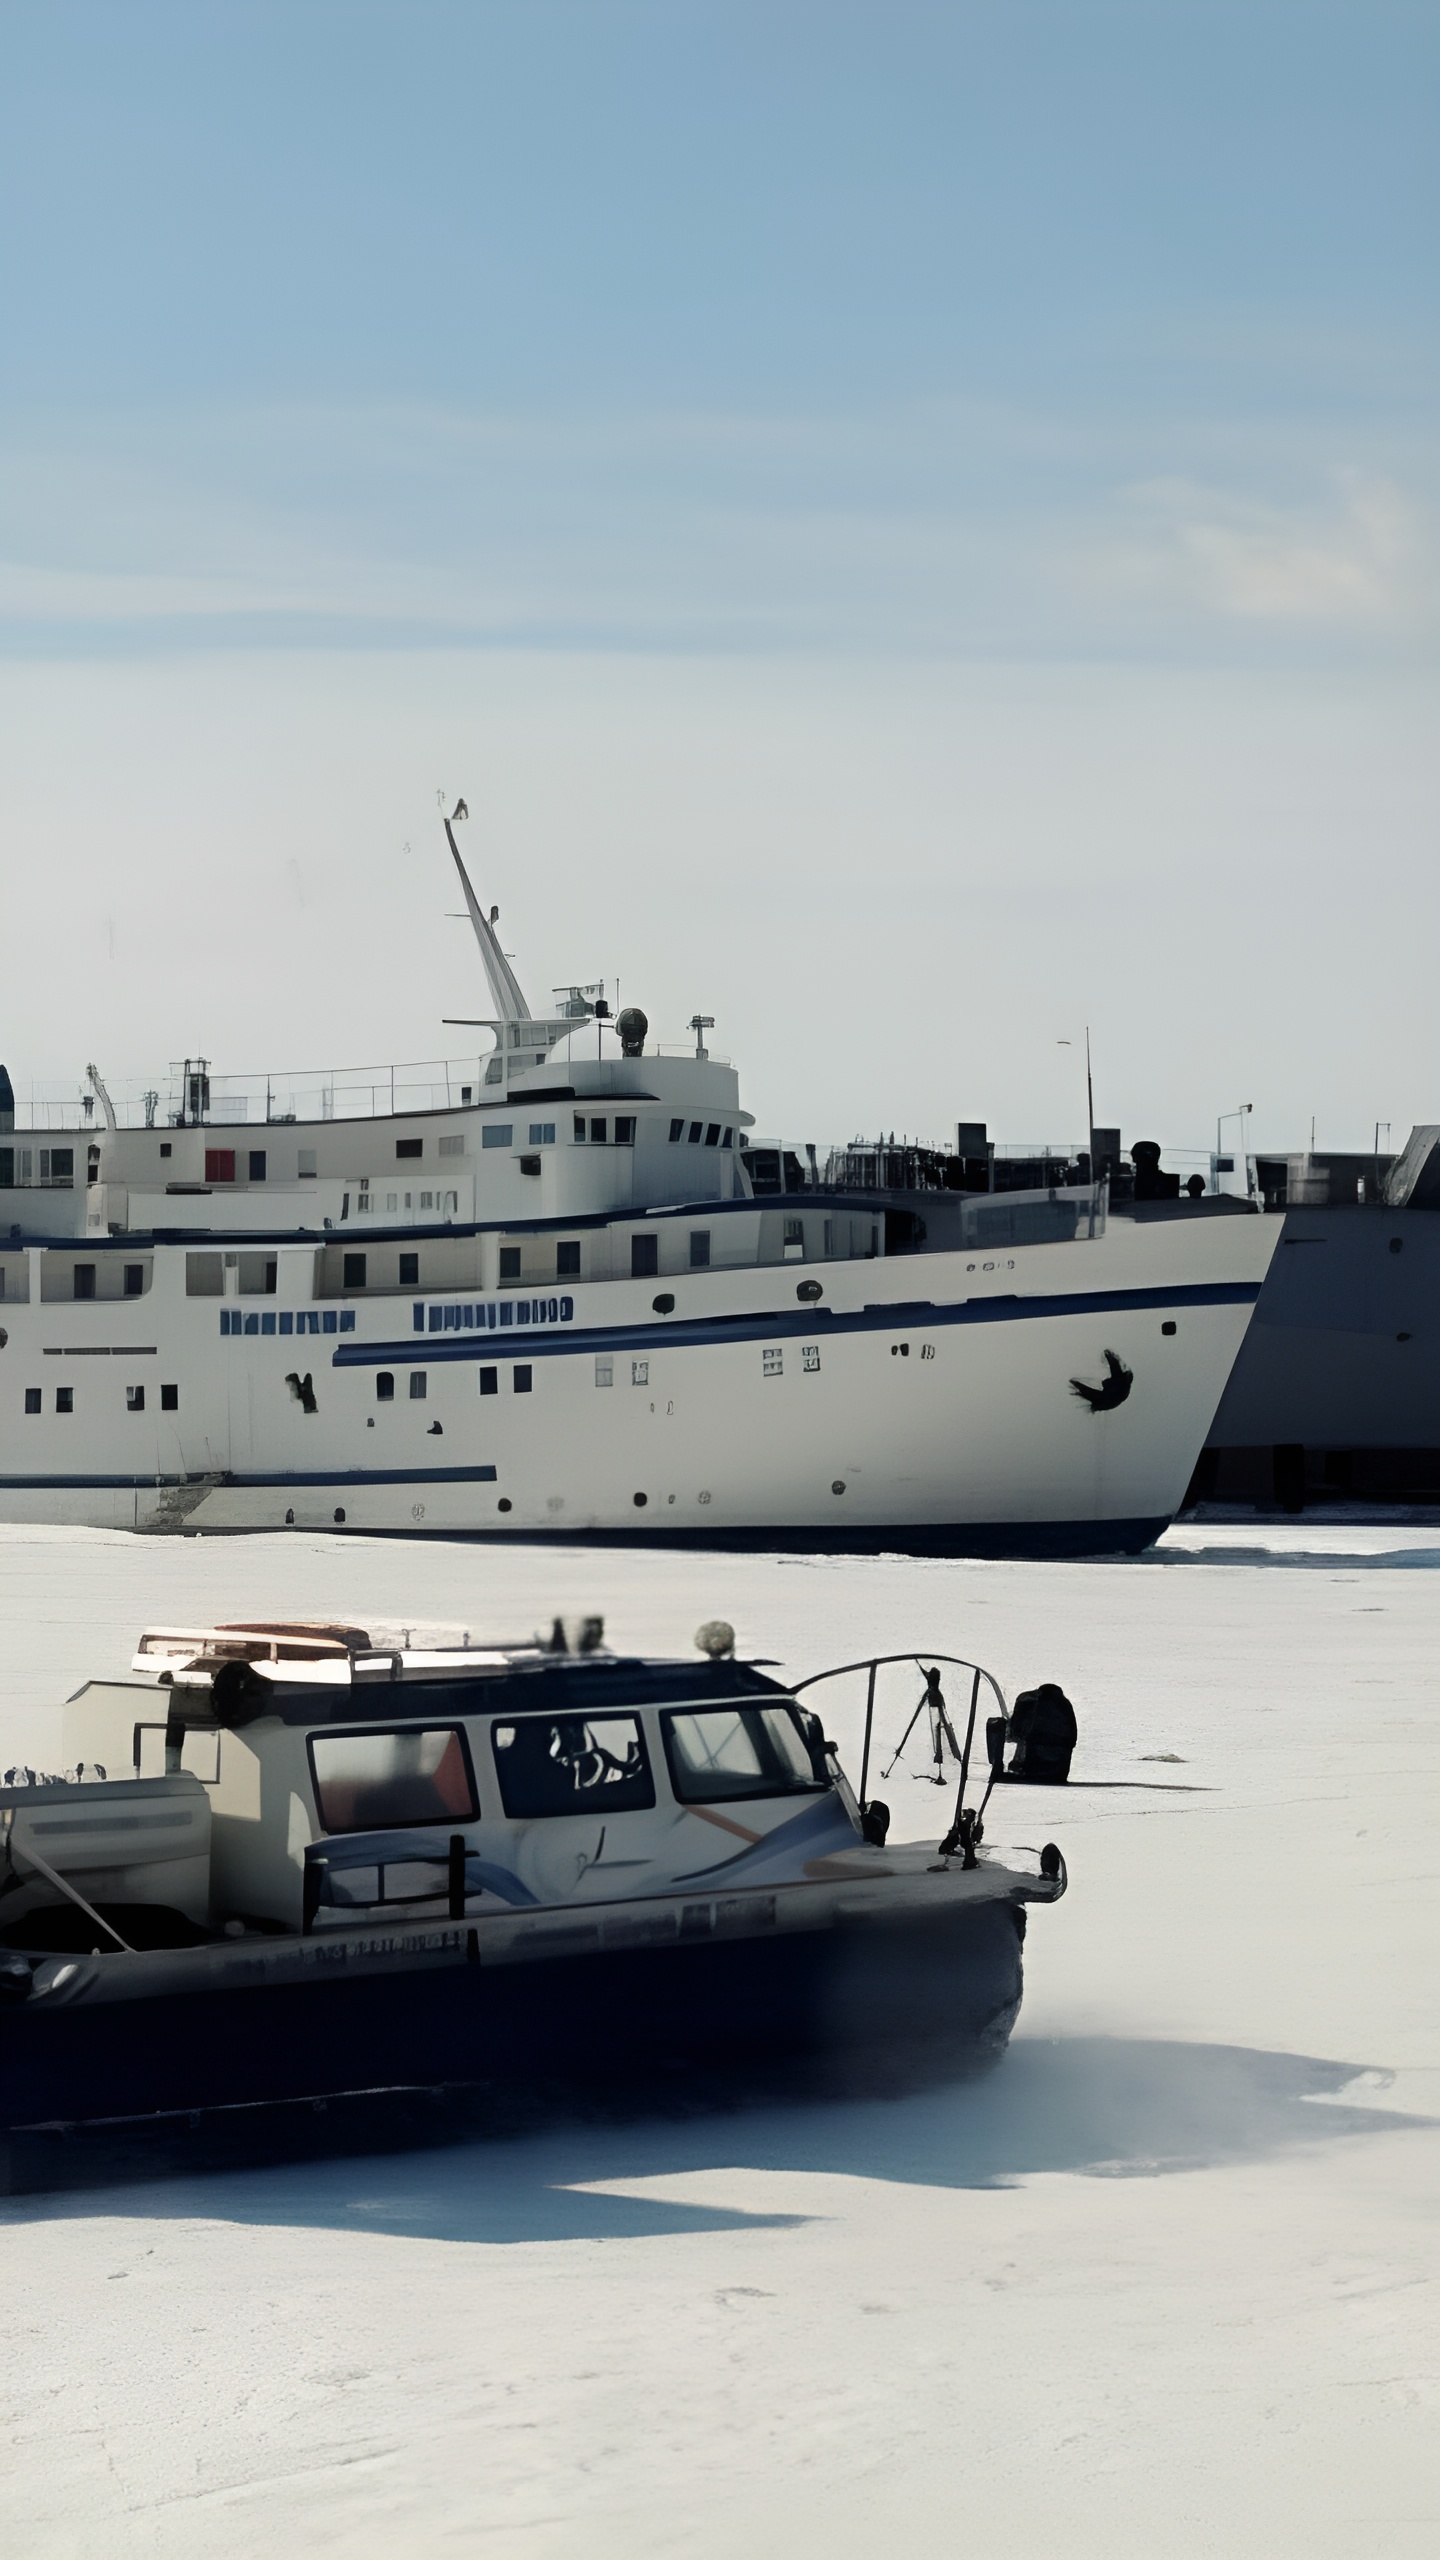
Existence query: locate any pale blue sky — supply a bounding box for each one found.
[0,4,1436,1144]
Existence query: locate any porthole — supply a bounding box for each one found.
[633,1491,648,1507]
[333,1507,346,1523]
[1161,1321,1177,1337]
[831,1480,846,1495]
[284,1507,295,1525]
[498,1497,513,1513]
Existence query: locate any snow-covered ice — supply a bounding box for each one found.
[1,1522,1436,2558]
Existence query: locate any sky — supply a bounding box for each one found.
[0,1,1436,1151]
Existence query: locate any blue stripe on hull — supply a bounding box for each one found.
[331,1279,1261,1368]
[0,1465,497,1491]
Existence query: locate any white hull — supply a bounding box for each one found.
[0,1213,1276,1556]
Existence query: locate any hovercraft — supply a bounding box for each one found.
[0,1617,1066,2186]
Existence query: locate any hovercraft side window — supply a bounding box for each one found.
[490,1713,655,1818]
[308,1725,478,1833]
[661,1705,828,1804]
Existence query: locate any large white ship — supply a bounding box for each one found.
[0,811,1277,1554]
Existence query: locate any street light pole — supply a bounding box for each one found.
[1058,1030,1097,1174]
[1215,1103,1254,1195]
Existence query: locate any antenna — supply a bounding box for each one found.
[690,1014,715,1061]
[440,797,531,1025]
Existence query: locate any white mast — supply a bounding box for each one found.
[442,801,531,1026]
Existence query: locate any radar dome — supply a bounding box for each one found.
[616,1007,648,1057]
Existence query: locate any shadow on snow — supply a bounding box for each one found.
[3,2035,1425,2244]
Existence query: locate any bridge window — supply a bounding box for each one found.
[24,1388,40,1415]
[689,1231,710,1268]
[669,1118,685,1142]
[614,1117,636,1147]
[124,1263,145,1296]
[631,1234,658,1278]
[161,1384,179,1410]
[528,1122,556,1146]
[556,1241,581,1277]
[479,1367,498,1395]
[399,1252,419,1285]
[481,1125,512,1150]
[376,1372,395,1401]
[499,1246,522,1281]
[396,1138,423,1159]
[343,1254,366,1288]
[56,1387,73,1413]
[73,1264,95,1300]
[514,1365,533,1393]
[409,1372,427,1400]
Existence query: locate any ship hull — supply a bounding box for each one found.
[1198,1205,1440,1509]
[0,1217,1276,1554]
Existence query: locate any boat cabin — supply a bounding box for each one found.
[51,1621,866,1941]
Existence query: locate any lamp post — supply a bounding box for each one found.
[1215,1103,1253,1196]
[1056,1028,1096,1175]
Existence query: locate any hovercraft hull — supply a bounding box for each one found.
[1,1875,1039,2190]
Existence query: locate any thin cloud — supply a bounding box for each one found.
[1087,473,1430,628]
[0,406,1434,660]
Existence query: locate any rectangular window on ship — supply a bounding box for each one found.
[308,1726,478,1833]
[490,1713,654,1819]
[661,1705,827,1804]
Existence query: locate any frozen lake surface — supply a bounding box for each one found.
[1,1522,1436,2557]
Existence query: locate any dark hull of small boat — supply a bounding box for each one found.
[0,1898,1026,2193]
